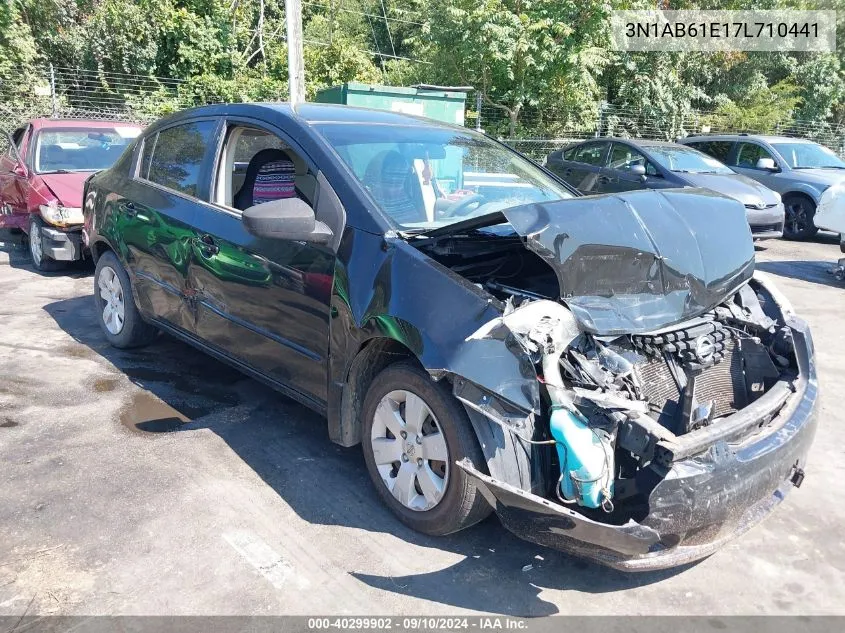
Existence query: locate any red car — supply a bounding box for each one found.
[0,119,142,270]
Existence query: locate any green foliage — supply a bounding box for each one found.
[706,80,802,132]
[0,0,843,140]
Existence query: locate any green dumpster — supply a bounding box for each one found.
[314,82,468,126]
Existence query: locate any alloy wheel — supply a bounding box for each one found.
[370,389,450,511]
[98,266,126,335]
[29,220,43,266]
[785,199,810,236]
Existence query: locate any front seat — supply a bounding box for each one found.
[234,148,298,211]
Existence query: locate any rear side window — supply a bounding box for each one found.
[142,120,216,197]
[572,143,607,166]
[689,140,734,163]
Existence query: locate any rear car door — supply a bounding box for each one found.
[184,119,339,406]
[547,142,608,194]
[118,118,219,334]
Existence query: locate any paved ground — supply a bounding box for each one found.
[1,228,844,617]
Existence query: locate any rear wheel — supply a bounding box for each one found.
[783,194,818,240]
[361,361,491,536]
[28,216,64,272]
[94,250,157,348]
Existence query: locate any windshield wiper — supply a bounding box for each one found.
[410,211,508,239]
[41,169,74,174]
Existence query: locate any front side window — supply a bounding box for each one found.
[646,145,733,174]
[33,126,141,173]
[609,144,647,171]
[735,143,775,169]
[573,143,607,166]
[315,124,573,230]
[772,142,845,169]
[144,120,216,197]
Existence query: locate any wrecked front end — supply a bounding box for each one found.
[414,190,819,571]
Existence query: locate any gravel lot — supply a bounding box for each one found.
[1,228,844,617]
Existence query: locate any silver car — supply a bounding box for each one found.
[545,138,784,239]
[679,134,845,239]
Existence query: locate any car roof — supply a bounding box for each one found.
[681,134,809,144]
[28,118,144,130]
[155,102,465,130]
[567,137,682,148]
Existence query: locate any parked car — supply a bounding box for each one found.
[0,118,143,270]
[545,138,784,239]
[678,134,845,240]
[83,104,817,571]
[812,181,845,280]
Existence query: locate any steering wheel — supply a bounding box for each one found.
[440,194,485,219]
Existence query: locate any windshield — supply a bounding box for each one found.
[315,123,573,230]
[34,126,141,173]
[645,145,733,174]
[772,142,845,169]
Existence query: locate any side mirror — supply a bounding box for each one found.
[756,158,777,171]
[242,197,333,245]
[629,164,647,181]
[12,162,27,177]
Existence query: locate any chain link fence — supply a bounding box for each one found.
[3,64,845,161]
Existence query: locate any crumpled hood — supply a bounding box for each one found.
[37,173,89,207]
[678,172,780,207]
[504,188,755,335]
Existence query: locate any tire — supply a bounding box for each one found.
[93,250,157,348]
[361,360,492,536]
[783,194,819,240]
[28,216,64,272]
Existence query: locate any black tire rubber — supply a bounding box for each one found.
[93,250,158,348]
[27,216,65,272]
[783,194,819,240]
[361,360,492,536]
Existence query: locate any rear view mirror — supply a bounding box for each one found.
[242,197,333,245]
[756,158,777,171]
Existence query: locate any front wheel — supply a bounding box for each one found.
[28,216,64,272]
[361,361,491,536]
[93,251,158,348]
[783,194,819,240]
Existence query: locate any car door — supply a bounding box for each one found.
[601,142,664,193]
[548,141,608,194]
[0,129,30,228]
[730,142,782,190]
[118,118,219,334]
[184,119,338,406]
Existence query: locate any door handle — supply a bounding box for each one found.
[195,234,219,257]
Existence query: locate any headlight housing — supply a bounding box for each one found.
[39,202,84,227]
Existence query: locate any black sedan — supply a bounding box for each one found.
[82,104,818,570]
[545,138,785,239]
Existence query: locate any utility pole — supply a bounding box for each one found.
[285,0,305,104]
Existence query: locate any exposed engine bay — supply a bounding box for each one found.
[415,229,801,522]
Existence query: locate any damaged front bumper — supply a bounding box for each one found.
[39,225,84,261]
[461,318,819,572]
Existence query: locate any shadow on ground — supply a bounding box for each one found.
[43,294,691,616]
[0,229,93,277]
[756,260,844,289]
